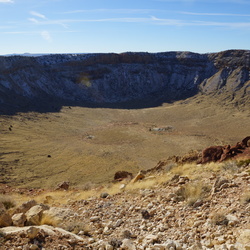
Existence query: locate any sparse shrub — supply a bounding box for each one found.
[222,161,238,173]
[210,212,229,226]
[236,159,250,168]
[0,195,16,210]
[175,181,211,206]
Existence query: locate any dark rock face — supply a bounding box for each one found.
[0,50,249,113]
[114,171,133,182]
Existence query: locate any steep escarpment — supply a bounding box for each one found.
[0,50,249,113]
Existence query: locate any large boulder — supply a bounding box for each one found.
[0,225,84,241]
[41,207,74,226]
[55,181,70,190]
[12,213,26,227]
[14,200,37,214]
[114,171,133,182]
[201,146,225,164]
[25,204,49,226]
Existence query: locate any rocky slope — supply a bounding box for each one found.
[0,50,249,113]
[0,159,249,249]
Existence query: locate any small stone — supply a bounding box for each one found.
[217,236,226,245]
[141,209,150,219]
[193,220,204,227]
[145,234,159,244]
[88,238,95,244]
[121,239,136,250]
[178,176,189,184]
[165,239,176,249]
[90,216,100,222]
[114,219,123,228]
[29,244,39,250]
[192,199,203,208]
[27,226,40,239]
[105,244,114,250]
[103,226,111,235]
[100,193,109,198]
[168,193,176,199]
[226,214,239,226]
[122,229,133,239]
[204,239,214,248]
[227,244,237,250]
[120,184,126,190]
[152,244,165,250]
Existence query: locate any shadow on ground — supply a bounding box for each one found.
[0,88,199,115]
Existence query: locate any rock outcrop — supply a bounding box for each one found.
[200,136,250,164]
[0,50,249,113]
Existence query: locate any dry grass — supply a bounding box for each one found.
[1,156,247,212]
[34,190,100,205]
[180,181,211,206]
[0,195,16,210]
[236,159,250,168]
[221,161,239,173]
[126,178,159,191]
[210,211,229,226]
[40,214,61,227]
[0,96,249,189]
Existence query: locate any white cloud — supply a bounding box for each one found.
[26,16,250,29]
[41,30,52,42]
[30,11,47,20]
[151,16,250,28]
[64,9,157,14]
[180,11,250,17]
[28,18,39,24]
[29,11,68,28]
[0,0,14,3]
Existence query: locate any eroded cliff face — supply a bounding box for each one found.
[0,50,249,111]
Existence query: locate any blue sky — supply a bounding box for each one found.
[0,0,250,54]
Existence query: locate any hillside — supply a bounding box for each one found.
[0,49,250,188]
[0,159,249,249]
[0,50,249,114]
[0,96,249,188]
